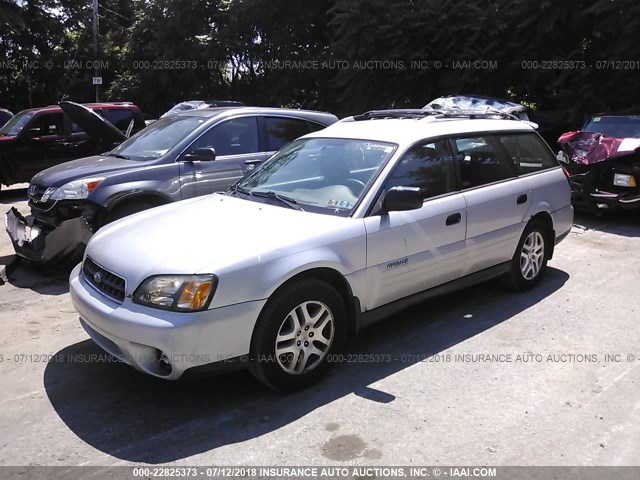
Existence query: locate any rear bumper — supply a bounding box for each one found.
[4,207,93,264]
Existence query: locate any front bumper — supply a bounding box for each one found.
[586,189,640,210]
[4,207,93,264]
[69,264,266,380]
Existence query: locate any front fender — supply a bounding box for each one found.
[87,163,182,208]
[210,234,367,309]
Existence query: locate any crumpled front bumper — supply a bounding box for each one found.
[4,207,93,264]
[587,189,640,209]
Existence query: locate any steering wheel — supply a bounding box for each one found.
[344,178,366,196]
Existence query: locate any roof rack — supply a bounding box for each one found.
[353,109,439,121]
[352,108,521,122]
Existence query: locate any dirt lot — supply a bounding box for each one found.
[0,184,639,467]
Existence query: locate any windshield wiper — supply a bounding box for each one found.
[104,152,130,160]
[227,184,253,197]
[252,190,305,211]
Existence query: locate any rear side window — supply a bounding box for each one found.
[108,109,135,131]
[264,117,311,151]
[498,133,559,174]
[384,139,454,199]
[194,117,259,156]
[454,136,517,188]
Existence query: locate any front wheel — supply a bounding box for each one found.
[249,278,347,391]
[504,220,549,291]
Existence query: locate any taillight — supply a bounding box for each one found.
[562,167,571,184]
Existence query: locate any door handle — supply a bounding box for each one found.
[517,194,528,205]
[446,212,462,226]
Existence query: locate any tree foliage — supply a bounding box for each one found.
[1,0,639,123]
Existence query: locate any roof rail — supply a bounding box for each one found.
[353,109,440,121]
[352,108,521,122]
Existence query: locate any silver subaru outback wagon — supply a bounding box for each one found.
[69,109,574,391]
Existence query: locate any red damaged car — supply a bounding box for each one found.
[558,114,640,213]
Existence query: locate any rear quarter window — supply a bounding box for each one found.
[498,133,559,175]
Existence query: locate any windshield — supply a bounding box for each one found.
[583,116,640,138]
[109,115,205,160]
[234,138,396,215]
[0,111,35,136]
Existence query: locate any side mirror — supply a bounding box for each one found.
[382,186,423,212]
[182,147,216,162]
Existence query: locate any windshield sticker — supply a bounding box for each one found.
[363,142,393,152]
[592,117,601,122]
[327,199,354,209]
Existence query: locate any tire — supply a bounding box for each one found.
[249,278,347,391]
[504,219,549,291]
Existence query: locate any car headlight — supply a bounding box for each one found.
[133,275,217,312]
[48,177,106,201]
[613,173,637,187]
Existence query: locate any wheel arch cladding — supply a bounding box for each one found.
[256,267,359,341]
[108,191,170,212]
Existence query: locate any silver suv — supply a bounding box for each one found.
[69,109,574,391]
[5,105,338,265]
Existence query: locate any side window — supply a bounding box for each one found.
[498,133,559,174]
[306,121,326,133]
[108,109,135,131]
[454,136,516,188]
[31,113,64,137]
[265,117,311,151]
[193,117,259,156]
[384,140,454,199]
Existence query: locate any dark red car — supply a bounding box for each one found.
[0,102,145,192]
[558,114,640,213]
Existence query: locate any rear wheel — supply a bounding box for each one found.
[250,278,347,391]
[504,220,549,291]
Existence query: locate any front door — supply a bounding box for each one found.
[364,139,467,309]
[13,112,67,182]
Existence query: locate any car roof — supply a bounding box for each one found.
[18,102,138,115]
[304,115,535,145]
[172,106,338,124]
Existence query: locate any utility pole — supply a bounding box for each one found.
[92,0,100,102]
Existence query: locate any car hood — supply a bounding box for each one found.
[558,131,640,165]
[30,155,146,187]
[60,101,126,145]
[86,193,364,287]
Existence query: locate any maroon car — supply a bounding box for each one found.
[558,114,640,213]
[0,102,145,192]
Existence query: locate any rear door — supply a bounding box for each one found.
[178,116,265,198]
[364,139,467,309]
[452,134,530,274]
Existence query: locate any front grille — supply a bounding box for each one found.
[83,257,126,303]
